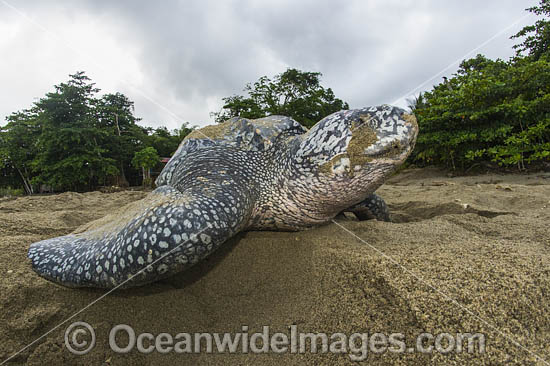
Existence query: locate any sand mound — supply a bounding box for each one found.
[1,169,549,365]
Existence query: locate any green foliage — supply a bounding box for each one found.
[213,68,349,128]
[145,125,193,158]
[95,92,149,186]
[30,72,120,191]
[0,109,41,194]
[132,146,160,187]
[132,146,160,171]
[409,4,550,171]
[0,186,24,197]
[1,71,193,193]
[411,54,550,170]
[512,0,550,60]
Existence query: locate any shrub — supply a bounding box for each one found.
[411,54,550,170]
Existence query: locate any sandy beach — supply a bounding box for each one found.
[1,168,549,365]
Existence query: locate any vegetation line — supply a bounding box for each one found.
[1,1,549,196]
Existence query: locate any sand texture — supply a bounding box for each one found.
[1,168,550,365]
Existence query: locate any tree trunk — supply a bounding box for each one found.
[118,161,128,187]
[15,166,33,195]
[114,114,128,187]
[23,166,34,194]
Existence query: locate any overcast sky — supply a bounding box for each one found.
[0,0,537,129]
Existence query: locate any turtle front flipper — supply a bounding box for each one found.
[343,193,391,222]
[28,185,252,288]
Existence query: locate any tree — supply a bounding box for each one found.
[146,124,192,158]
[31,71,119,191]
[411,54,550,170]
[156,124,193,156]
[406,93,426,113]
[1,71,193,192]
[95,92,150,187]
[132,147,159,187]
[0,109,41,194]
[411,1,550,170]
[512,0,550,60]
[1,71,194,192]
[213,68,349,128]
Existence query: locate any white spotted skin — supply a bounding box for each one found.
[250,105,417,229]
[27,106,417,288]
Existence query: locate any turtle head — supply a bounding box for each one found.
[297,105,418,173]
[345,105,418,169]
[291,105,418,218]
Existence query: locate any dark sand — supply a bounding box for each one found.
[1,168,549,365]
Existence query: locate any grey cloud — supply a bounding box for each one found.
[1,0,538,129]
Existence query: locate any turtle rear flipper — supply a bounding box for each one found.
[344,193,391,222]
[28,185,250,288]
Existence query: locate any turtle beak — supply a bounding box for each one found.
[361,108,418,164]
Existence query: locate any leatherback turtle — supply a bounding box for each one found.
[28,105,418,288]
